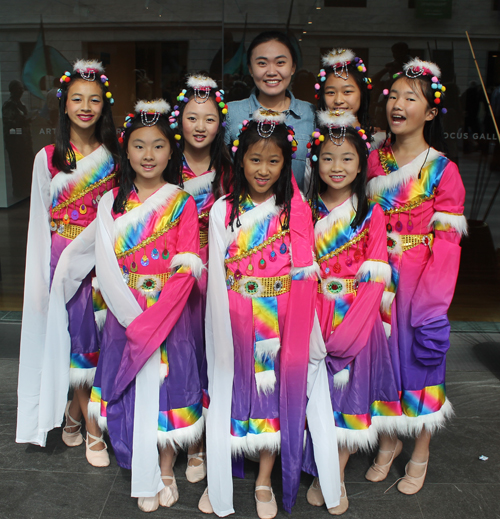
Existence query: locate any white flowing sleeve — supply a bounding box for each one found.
[205,198,235,517]
[16,149,53,445]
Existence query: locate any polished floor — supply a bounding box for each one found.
[1,318,499,519]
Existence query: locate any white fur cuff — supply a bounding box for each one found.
[430,212,468,236]
[290,261,321,281]
[333,368,349,389]
[356,260,392,288]
[170,252,204,280]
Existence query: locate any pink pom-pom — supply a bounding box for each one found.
[366,142,371,149]
[320,70,326,77]
[175,110,180,116]
[287,135,293,142]
[232,146,238,153]
[431,76,438,83]
[362,134,367,140]
[243,120,249,125]
[383,89,389,96]
[314,83,320,90]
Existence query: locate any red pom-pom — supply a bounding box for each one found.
[314,139,320,146]
[367,85,372,90]
[64,76,71,83]
[215,97,221,103]
[314,94,320,100]
[118,137,124,144]
[306,142,312,149]
[434,98,441,104]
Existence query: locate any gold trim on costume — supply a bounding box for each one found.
[127,271,171,290]
[400,233,434,252]
[226,271,291,297]
[55,222,85,240]
[383,191,436,216]
[224,230,289,265]
[316,229,368,265]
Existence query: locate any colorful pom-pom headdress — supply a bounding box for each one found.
[231,108,298,158]
[57,59,114,105]
[169,75,228,142]
[383,58,447,113]
[314,48,372,100]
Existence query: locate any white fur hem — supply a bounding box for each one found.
[183,170,215,196]
[87,401,109,432]
[231,431,281,457]
[95,309,107,331]
[157,415,204,451]
[290,261,321,281]
[159,363,168,385]
[367,148,442,198]
[402,398,454,437]
[333,368,349,389]
[381,291,395,313]
[336,424,379,453]
[356,260,392,287]
[69,367,96,388]
[383,321,392,338]
[255,370,277,395]
[255,338,280,360]
[430,212,468,236]
[170,252,204,280]
[371,415,408,437]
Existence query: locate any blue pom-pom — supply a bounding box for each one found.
[110,98,114,105]
[432,83,437,89]
[291,153,296,159]
[321,76,326,82]
[312,155,318,162]
[183,97,188,103]
[222,121,227,127]
[182,89,187,94]
[174,105,179,110]
[306,153,310,158]
[220,89,225,94]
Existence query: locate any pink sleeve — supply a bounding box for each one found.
[411,161,466,326]
[113,195,201,398]
[367,149,384,182]
[324,204,390,371]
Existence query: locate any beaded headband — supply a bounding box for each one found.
[57,59,114,105]
[135,99,171,127]
[382,58,447,113]
[186,75,218,103]
[232,109,297,158]
[315,48,372,100]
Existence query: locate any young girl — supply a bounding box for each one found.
[304,111,402,514]
[305,48,376,197]
[225,31,315,190]
[17,60,119,467]
[201,109,340,519]
[168,75,232,483]
[90,100,204,512]
[366,59,466,494]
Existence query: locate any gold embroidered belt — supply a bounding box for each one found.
[200,228,208,249]
[400,233,434,252]
[318,277,358,296]
[127,272,172,291]
[226,270,291,298]
[52,221,85,240]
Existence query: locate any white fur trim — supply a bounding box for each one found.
[94,309,107,331]
[183,171,215,197]
[159,363,168,385]
[252,109,286,125]
[73,59,104,75]
[113,183,180,241]
[237,276,265,298]
[429,212,468,236]
[367,148,442,198]
[315,195,357,238]
[69,367,96,388]
[246,431,281,455]
[255,370,277,395]
[50,145,111,199]
[317,110,356,129]
[404,58,441,79]
[157,414,204,451]
[356,260,392,287]
[290,261,321,281]
[187,75,218,90]
[230,436,249,457]
[320,277,347,301]
[383,321,392,339]
[322,49,356,69]
[87,401,101,422]
[333,368,349,389]
[371,415,408,437]
[97,415,108,432]
[255,338,280,360]
[336,424,379,453]
[402,398,454,437]
[135,99,170,115]
[387,232,402,256]
[170,252,204,280]
[224,196,280,248]
[381,291,395,313]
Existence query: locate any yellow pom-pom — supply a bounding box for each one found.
[175,134,181,141]
[106,92,112,99]
[104,81,109,87]
[441,86,446,92]
[222,108,228,114]
[435,92,441,98]
[319,135,325,142]
[357,66,363,72]
[233,139,239,146]
[123,122,128,128]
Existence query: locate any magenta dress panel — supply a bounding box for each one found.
[46,144,116,386]
[314,196,402,451]
[367,146,466,435]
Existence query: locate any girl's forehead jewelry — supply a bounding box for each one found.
[133,99,171,127]
[187,75,218,104]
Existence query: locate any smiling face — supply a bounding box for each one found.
[182,97,220,151]
[127,125,172,185]
[243,139,284,203]
[248,40,296,98]
[65,78,104,131]
[319,137,360,200]
[386,77,436,138]
[323,73,362,116]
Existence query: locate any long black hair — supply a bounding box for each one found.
[227,120,294,231]
[52,74,120,173]
[316,63,373,142]
[112,114,182,214]
[175,86,232,197]
[386,73,446,153]
[309,126,369,229]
